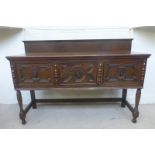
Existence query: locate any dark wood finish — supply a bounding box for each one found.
[25,101,33,113]
[35,98,123,104]
[132,88,141,123]
[30,90,37,109]
[24,39,132,54]
[6,39,150,124]
[121,89,127,107]
[16,90,26,124]
[7,55,149,89]
[124,100,134,113]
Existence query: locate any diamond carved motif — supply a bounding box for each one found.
[106,64,137,82]
[61,63,96,84]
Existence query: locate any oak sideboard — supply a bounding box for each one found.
[6,39,150,124]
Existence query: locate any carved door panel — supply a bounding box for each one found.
[58,62,97,87]
[105,64,137,81]
[16,63,53,88]
[104,61,142,86]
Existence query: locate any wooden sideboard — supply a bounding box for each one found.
[6,39,150,124]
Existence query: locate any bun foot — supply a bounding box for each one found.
[132,118,137,123]
[19,112,26,125]
[22,119,27,125]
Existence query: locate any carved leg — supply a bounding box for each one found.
[121,89,127,107]
[30,90,37,109]
[16,90,26,124]
[132,88,141,123]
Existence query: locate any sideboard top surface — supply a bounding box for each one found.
[6,53,150,61]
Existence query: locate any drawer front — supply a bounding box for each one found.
[15,63,53,88]
[10,58,147,89]
[104,60,143,87]
[59,62,98,87]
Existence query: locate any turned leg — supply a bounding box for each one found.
[132,88,141,123]
[30,90,37,109]
[16,90,26,124]
[121,89,127,107]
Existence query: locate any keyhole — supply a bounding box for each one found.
[119,70,123,77]
[34,67,39,78]
[33,67,40,81]
[76,70,82,79]
[118,68,124,79]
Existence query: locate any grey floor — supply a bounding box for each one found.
[0,103,155,129]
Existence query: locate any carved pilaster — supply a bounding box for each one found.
[53,64,60,85]
[140,60,147,84]
[97,63,103,85]
[10,63,17,87]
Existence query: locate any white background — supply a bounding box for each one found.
[0,0,155,26]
